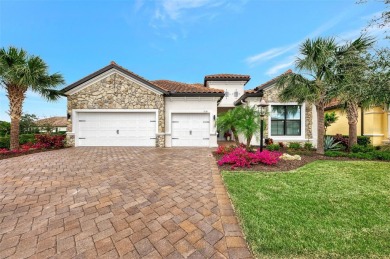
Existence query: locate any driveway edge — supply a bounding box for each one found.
[209,155,253,259]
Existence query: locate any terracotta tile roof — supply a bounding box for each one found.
[253,69,292,92]
[152,80,224,94]
[204,74,250,81]
[36,117,67,127]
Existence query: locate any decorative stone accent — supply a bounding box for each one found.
[263,86,313,140]
[66,73,165,147]
[156,135,165,148]
[66,133,75,147]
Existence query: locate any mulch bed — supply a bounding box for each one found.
[213,151,355,172]
[0,148,68,160]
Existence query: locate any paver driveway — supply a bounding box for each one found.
[0,147,251,258]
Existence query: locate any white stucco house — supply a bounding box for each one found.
[61,62,317,148]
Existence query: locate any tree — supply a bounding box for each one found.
[216,108,241,146]
[0,47,64,150]
[276,38,338,154]
[330,42,389,148]
[324,112,338,134]
[359,0,389,39]
[0,121,10,136]
[235,106,260,150]
[20,113,38,134]
[276,36,373,154]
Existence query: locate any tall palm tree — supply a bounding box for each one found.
[277,36,373,154]
[277,38,337,154]
[0,47,64,150]
[330,36,375,148]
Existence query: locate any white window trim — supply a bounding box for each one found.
[71,109,159,147]
[268,102,306,141]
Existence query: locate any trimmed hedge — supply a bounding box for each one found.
[325,150,390,161]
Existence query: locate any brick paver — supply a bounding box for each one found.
[0,147,252,258]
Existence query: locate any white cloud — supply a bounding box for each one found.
[245,44,297,67]
[266,57,295,76]
[153,0,229,21]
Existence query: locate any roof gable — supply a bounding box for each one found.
[61,62,168,95]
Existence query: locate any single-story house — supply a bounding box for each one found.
[62,62,237,147]
[62,62,320,148]
[35,116,67,133]
[325,101,389,146]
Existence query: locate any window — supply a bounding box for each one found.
[225,89,229,98]
[270,105,301,136]
[234,90,239,97]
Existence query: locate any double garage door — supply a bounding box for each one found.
[77,112,156,146]
[76,112,211,147]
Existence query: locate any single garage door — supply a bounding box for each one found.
[171,113,210,147]
[77,112,156,146]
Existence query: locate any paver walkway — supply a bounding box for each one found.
[0,147,252,258]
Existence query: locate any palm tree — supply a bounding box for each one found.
[330,37,375,148]
[235,106,260,150]
[0,47,64,150]
[277,38,337,154]
[216,108,241,146]
[277,36,373,154]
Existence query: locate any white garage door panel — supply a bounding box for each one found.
[77,112,156,146]
[171,113,210,147]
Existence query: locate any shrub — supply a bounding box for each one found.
[265,138,273,145]
[35,134,65,148]
[351,144,374,153]
[333,134,349,149]
[266,144,280,151]
[0,136,10,149]
[357,136,371,146]
[19,134,36,145]
[324,151,348,157]
[304,142,313,150]
[324,150,390,161]
[217,147,281,169]
[278,142,285,148]
[288,142,301,149]
[216,145,235,155]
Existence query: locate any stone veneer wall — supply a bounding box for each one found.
[66,73,165,147]
[263,86,313,140]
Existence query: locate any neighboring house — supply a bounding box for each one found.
[62,62,249,147]
[325,101,390,146]
[234,70,318,147]
[36,117,67,133]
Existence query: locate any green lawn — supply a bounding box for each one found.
[223,161,390,258]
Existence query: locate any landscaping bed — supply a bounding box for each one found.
[213,145,355,172]
[0,134,66,160]
[223,161,390,258]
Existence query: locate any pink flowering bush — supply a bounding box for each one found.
[0,134,66,156]
[217,147,281,169]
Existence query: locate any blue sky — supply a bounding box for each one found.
[0,0,388,122]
